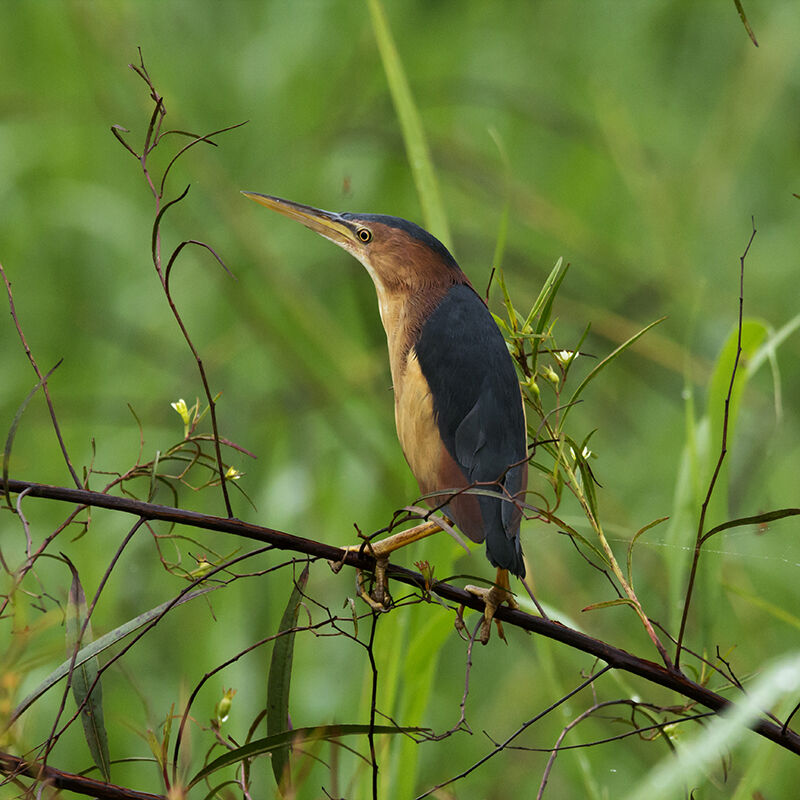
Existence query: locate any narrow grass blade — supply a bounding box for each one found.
[367,0,451,247]
[582,598,634,612]
[724,581,800,632]
[524,257,568,334]
[626,516,669,588]
[188,723,425,788]
[664,398,706,630]
[624,653,800,800]
[12,586,214,722]
[748,312,800,374]
[64,557,111,781]
[267,565,309,793]
[390,610,452,798]
[488,127,511,273]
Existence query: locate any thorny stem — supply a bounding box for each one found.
[675,219,756,668]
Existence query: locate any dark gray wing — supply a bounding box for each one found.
[414,284,527,576]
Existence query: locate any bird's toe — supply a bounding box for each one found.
[463,581,517,644]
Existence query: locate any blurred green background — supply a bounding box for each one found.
[2,2,800,798]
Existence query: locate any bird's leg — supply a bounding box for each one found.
[329,519,445,610]
[354,557,392,611]
[461,568,518,645]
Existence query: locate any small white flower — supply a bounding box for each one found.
[171,398,190,424]
[555,349,578,365]
[171,398,193,437]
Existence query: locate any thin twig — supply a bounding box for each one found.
[115,53,242,519]
[675,218,756,668]
[5,478,800,758]
[415,666,613,799]
[366,612,380,800]
[1,262,81,488]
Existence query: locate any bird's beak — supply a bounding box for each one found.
[242,192,359,248]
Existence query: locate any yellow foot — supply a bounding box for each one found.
[458,569,518,645]
[356,555,392,610]
[328,519,446,612]
[329,543,392,611]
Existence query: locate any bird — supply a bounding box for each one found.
[243,192,528,642]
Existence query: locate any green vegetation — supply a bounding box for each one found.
[2,2,800,798]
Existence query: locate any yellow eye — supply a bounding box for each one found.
[357,227,372,243]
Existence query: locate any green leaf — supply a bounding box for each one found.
[566,434,599,521]
[524,257,568,335]
[188,723,425,788]
[267,565,309,793]
[64,557,111,782]
[697,320,767,645]
[582,598,635,613]
[707,319,767,474]
[745,312,800,422]
[367,0,451,248]
[700,507,800,544]
[13,586,214,722]
[748,311,800,374]
[390,610,453,798]
[626,516,669,588]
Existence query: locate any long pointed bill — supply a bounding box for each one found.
[241,192,358,248]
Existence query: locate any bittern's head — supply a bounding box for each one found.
[242,193,465,298]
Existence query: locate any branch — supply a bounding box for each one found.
[4,478,800,758]
[0,751,163,800]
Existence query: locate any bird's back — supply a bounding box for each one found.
[411,284,527,577]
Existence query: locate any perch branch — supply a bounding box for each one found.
[3,478,800,758]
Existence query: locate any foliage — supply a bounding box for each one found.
[2,2,800,799]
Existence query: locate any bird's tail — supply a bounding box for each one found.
[481,492,526,578]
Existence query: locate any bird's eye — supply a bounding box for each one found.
[357,227,372,243]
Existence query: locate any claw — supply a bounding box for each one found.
[356,556,392,611]
[329,544,392,610]
[454,603,476,642]
[329,552,347,574]
[463,569,518,644]
[328,519,446,612]
[328,541,369,575]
